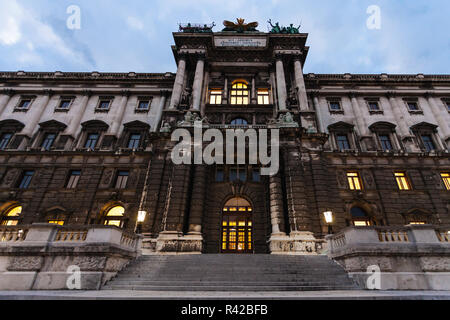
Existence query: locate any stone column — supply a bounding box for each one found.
[426,94,450,140]
[222,77,228,104]
[311,93,326,133]
[192,56,205,111]
[169,55,187,109]
[387,92,417,152]
[294,58,308,111]
[0,89,14,118]
[22,90,53,138]
[251,77,257,104]
[65,90,91,138]
[269,175,286,235]
[349,92,373,151]
[153,91,168,132]
[188,165,206,235]
[108,90,130,137]
[275,56,288,111]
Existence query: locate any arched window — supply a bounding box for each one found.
[230,81,249,105]
[230,118,248,126]
[222,197,253,253]
[350,207,372,226]
[104,206,125,228]
[1,206,22,226]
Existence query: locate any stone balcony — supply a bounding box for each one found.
[326,225,450,290]
[0,224,142,290]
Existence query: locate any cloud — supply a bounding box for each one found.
[127,16,144,31]
[0,2,22,45]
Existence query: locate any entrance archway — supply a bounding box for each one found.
[221,197,253,253]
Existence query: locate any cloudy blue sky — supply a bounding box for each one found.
[0,0,449,74]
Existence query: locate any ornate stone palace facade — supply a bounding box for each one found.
[0,24,449,255]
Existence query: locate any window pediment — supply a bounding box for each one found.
[410,122,439,133]
[123,120,150,130]
[328,121,354,132]
[81,120,109,131]
[39,120,68,131]
[0,119,25,132]
[369,121,396,133]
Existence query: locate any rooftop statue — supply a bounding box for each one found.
[268,19,301,34]
[179,22,216,33]
[223,18,259,33]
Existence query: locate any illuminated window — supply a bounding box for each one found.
[441,173,450,190]
[395,172,411,190]
[257,89,270,105]
[347,172,363,190]
[104,206,125,227]
[230,82,249,105]
[222,197,252,253]
[1,206,22,226]
[48,220,65,226]
[350,207,371,227]
[209,89,222,105]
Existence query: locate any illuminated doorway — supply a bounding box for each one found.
[221,197,253,254]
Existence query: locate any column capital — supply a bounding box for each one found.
[43,89,54,97]
[309,91,320,98]
[386,91,397,99]
[82,89,93,97]
[424,91,436,98]
[121,89,131,97]
[348,91,360,99]
[160,89,170,97]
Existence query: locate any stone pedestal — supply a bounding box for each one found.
[155,231,203,254]
[268,231,326,255]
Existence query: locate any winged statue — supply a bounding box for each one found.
[223,18,259,32]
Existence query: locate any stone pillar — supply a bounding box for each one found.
[349,92,373,151]
[311,93,326,133]
[192,56,205,111]
[65,91,91,138]
[222,77,229,104]
[169,56,187,109]
[387,92,418,152]
[294,58,308,111]
[108,90,130,137]
[426,94,450,144]
[251,77,257,104]
[269,175,286,235]
[275,57,288,111]
[22,90,52,138]
[188,165,206,235]
[0,89,14,118]
[153,91,168,132]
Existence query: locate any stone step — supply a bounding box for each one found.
[103,285,358,291]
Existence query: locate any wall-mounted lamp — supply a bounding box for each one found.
[135,210,147,234]
[323,211,334,234]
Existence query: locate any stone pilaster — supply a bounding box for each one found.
[192,56,205,111]
[293,58,308,111]
[169,55,187,109]
[0,89,15,118]
[275,57,288,111]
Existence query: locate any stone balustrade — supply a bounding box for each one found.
[0,224,142,290]
[326,225,450,290]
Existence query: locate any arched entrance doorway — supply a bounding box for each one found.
[221,197,253,254]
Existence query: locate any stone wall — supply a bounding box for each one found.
[0,224,142,290]
[326,225,450,290]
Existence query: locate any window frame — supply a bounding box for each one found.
[114,170,130,189]
[40,132,57,151]
[0,133,13,150]
[257,88,270,105]
[404,99,423,114]
[127,133,142,150]
[84,132,100,150]
[0,206,22,226]
[66,170,82,189]
[55,97,75,112]
[14,96,35,112]
[230,81,249,106]
[209,89,223,105]
[441,173,450,191]
[365,99,383,114]
[229,166,247,182]
[327,99,343,113]
[347,172,363,191]
[394,172,412,191]
[95,97,113,112]
[103,206,126,228]
[378,134,394,152]
[18,170,34,189]
[135,96,153,113]
[336,134,351,151]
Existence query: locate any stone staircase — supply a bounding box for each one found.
[103,255,361,291]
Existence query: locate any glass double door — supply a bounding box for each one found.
[221,208,253,253]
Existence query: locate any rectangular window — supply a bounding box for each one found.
[407,101,420,111]
[446,101,450,112]
[41,133,56,151]
[58,99,72,110]
[0,133,13,150]
[137,100,150,111]
[379,134,393,151]
[66,170,81,189]
[336,134,351,150]
[18,171,34,189]
[441,173,450,190]
[230,167,246,182]
[127,133,141,149]
[421,135,436,152]
[48,220,65,226]
[347,172,363,190]
[368,101,381,111]
[85,133,99,149]
[215,168,224,182]
[252,169,261,182]
[209,90,222,105]
[16,99,32,110]
[329,101,342,111]
[115,171,129,189]
[97,100,111,111]
[395,172,411,191]
[257,89,270,105]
